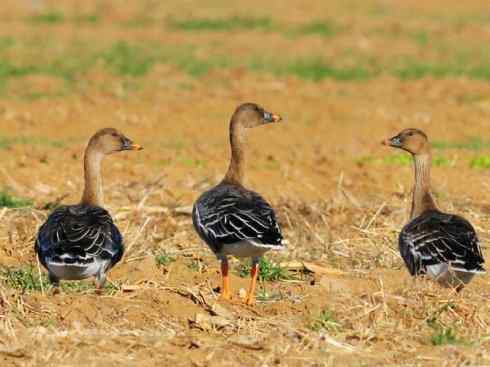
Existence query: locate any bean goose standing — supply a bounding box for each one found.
[192,103,285,305]
[36,128,142,292]
[383,128,485,289]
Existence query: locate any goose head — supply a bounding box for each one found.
[382,128,429,155]
[88,128,143,155]
[231,103,282,128]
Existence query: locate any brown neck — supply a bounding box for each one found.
[410,152,437,219]
[222,120,247,185]
[80,145,104,206]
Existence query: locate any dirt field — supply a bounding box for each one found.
[0,0,490,366]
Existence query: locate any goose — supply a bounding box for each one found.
[192,103,285,305]
[35,128,142,293]
[383,128,485,289]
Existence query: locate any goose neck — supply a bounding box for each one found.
[80,145,104,206]
[222,121,247,185]
[410,153,437,219]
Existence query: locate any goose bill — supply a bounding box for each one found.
[122,138,143,151]
[382,135,402,147]
[263,111,282,123]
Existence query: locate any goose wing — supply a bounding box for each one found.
[399,210,485,276]
[193,185,283,254]
[36,205,124,268]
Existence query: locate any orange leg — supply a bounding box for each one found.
[220,260,232,300]
[244,261,259,305]
[95,283,103,295]
[95,272,106,295]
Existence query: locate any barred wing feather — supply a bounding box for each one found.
[193,186,283,253]
[399,210,485,276]
[36,205,124,268]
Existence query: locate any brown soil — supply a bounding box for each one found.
[0,1,490,366]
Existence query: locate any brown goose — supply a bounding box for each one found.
[192,103,285,305]
[383,128,485,289]
[35,128,142,292]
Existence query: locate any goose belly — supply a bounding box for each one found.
[220,240,280,258]
[46,260,108,280]
[426,264,475,287]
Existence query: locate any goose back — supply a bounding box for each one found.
[36,204,124,279]
[399,209,485,277]
[192,183,284,257]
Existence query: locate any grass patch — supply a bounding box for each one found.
[74,14,99,24]
[2,37,490,93]
[310,308,341,332]
[426,302,466,346]
[188,259,202,272]
[61,280,119,295]
[100,42,225,78]
[258,55,490,82]
[18,91,67,101]
[0,41,228,86]
[1,265,120,294]
[60,280,94,293]
[357,154,453,167]
[0,55,96,87]
[433,137,490,151]
[159,47,232,77]
[101,42,155,77]
[356,154,412,166]
[394,63,454,80]
[470,156,490,169]
[0,61,37,82]
[180,157,207,168]
[30,11,65,24]
[0,190,33,208]
[124,16,155,28]
[41,55,96,82]
[1,266,46,292]
[102,42,227,78]
[430,327,459,346]
[382,154,412,166]
[410,30,430,46]
[155,251,175,267]
[3,39,490,94]
[0,37,15,51]
[394,60,490,81]
[256,288,270,302]
[296,20,339,37]
[101,281,121,295]
[432,156,454,167]
[239,257,290,282]
[285,59,372,81]
[169,16,273,32]
[29,12,99,25]
[0,136,65,149]
[250,57,373,82]
[171,56,215,77]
